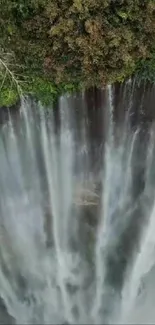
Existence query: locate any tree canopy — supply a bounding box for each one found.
[0,0,155,105]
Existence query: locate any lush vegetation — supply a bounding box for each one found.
[0,0,155,106]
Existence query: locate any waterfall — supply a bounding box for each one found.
[0,82,155,324]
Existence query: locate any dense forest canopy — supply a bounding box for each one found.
[0,0,155,105]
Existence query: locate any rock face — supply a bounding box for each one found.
[0,101,20,125]
[74,183,100,206]
[43,180,102,250]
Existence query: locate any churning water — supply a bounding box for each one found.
[0,81,155,324]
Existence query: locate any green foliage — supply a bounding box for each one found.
[0,0,155,100]
[0,88,18,107]
[135,52,155,83]
[25,77,59,106]
[0,74,81,107]
[24,77,81,106]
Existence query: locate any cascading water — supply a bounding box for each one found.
[0,81,155,324]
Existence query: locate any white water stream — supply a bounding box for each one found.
[0,84,155,324]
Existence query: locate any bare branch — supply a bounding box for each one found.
[0,57,22,95]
